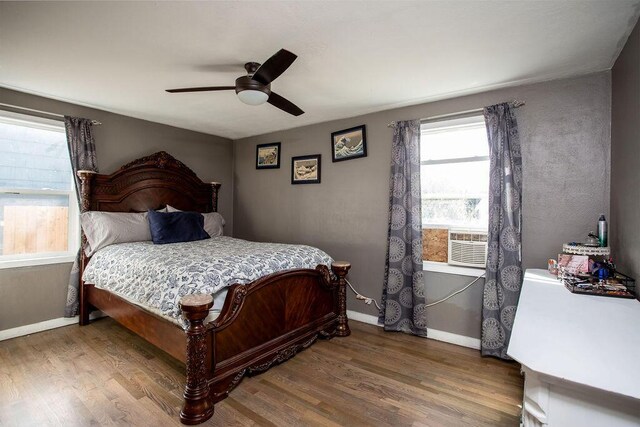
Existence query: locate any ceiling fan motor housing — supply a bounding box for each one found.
[235,75,271,96]
[235,74,271,105]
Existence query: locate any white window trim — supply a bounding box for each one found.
[420,114,486,132]
[0,253,76,269]
[423,261,486,278]
[420,114,489,277]
[0,111,79,269]
[0,110,65,130]
[421,155,489,166]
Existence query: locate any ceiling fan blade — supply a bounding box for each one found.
[166,86,235,93]
[252,49,297,85]
[268,92,304,116]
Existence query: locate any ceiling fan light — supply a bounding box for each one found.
[237,89,269,106]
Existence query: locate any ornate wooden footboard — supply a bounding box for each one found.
[179,262,350,424]
[77,152,351,425]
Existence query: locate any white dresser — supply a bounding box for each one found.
[508,269,640,427]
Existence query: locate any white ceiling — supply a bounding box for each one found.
[1,1,638,140]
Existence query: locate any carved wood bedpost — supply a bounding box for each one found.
[331,261,351,337]
[179,294,214,425]
[210,182,221,212]
[77,170,96,326]
[77,170,96,213]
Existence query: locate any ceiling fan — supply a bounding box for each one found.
[166,49,304,116]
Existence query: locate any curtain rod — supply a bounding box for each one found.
[0,102,102,125]
[387,99,525,128]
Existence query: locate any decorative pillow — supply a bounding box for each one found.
[81,211,152,256]
[202,212,225,237]
[166,205,225,237]
[147,210,210,244]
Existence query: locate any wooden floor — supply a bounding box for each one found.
[0,319,523,426]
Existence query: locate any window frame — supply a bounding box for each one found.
[0,111,79,269]
[420,114,489,275]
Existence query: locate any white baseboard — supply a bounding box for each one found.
[346,310,382,326]
[0,317,77,341]
[0,312,105,341]
[426,328,481,350]
[347,309,481,350]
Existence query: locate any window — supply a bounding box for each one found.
[0,111,79,268]
[420,115,489,271]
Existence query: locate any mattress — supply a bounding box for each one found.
[82,236,334,328]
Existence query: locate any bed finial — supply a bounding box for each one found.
[331,261,351,337]
[179,294,215,424]
[210,182,221,212]
[77,170,97,213]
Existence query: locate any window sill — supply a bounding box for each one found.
[0,254,76,270]
[423,261,485,278]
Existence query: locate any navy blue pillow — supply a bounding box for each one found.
[147,210,210,244]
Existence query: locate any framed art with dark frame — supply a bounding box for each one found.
[291,154,321,184]
[331,125,367,162]
[256,142,281,169]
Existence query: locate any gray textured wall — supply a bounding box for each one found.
[611,20,640,292]
[0,263,72,330]
[234,72,611,339]
[0,87,233,330]
[0,72,613,337]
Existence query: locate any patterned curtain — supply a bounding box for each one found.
[379,120,427,336]
[481,103,523,359]
[64,116,98,317]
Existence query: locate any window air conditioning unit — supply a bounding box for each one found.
[448,229,488,268]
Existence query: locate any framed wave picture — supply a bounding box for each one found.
[331,125,367,162]
[291,154,321,184]
[256,142,281,169]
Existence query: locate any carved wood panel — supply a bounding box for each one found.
[86,151,218,213]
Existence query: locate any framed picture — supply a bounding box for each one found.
[291,154,321,184]
[331,125,367,162]
[256,142,281,169]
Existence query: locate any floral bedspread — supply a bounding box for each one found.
[83,236,333,325]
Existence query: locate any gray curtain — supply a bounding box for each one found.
[481,103,523,359]
[379,120,427,336]
[64,116,98,317]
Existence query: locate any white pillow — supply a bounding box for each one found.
[81,211,152,256]
[202,212,225,237]
[166,205,225,237]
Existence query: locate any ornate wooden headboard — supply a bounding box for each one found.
[78,151,221,214]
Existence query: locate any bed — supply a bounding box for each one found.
[77,151,351,425]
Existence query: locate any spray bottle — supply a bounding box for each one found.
[598,214,608,247]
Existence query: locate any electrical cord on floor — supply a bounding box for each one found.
[346,272,485,310]
[425,273,485,307]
